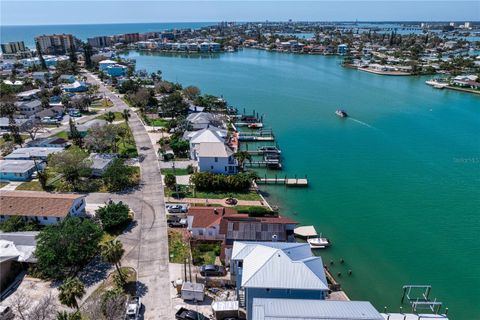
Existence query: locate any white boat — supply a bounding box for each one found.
[307,237,331,249]
[294,225,331,250]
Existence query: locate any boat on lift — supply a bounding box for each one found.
[248,122,263,129]
[294,226,331,249]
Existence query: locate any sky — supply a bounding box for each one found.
[1,1,479,26]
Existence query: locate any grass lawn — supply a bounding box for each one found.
[51,131,69,139]
[97,111,124,122]
[16,181,43,191]
[144,117,168,127]
[191,241,221,266]
[161,168,191,176]
[165,185,262,201]
[90,99,114,109]
[168,229,190,263]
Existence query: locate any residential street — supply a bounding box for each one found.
[84,71,172,319]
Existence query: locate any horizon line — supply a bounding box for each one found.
[2,20,479,27]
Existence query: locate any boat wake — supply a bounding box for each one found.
[348,118,376,129]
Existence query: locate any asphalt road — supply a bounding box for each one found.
[84,72,172,319]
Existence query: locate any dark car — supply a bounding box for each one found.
[175,307,208,320]
[199,264,225,277]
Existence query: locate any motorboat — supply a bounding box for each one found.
[335,110,348,118]
[294,225,331,250]
[248,122,263,129]
[307,237,331,249]
[258,146,281,154]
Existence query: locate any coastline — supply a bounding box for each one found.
[445,85,480,95]
[357,67,412,76]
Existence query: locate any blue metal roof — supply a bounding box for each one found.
[252,298,384,320]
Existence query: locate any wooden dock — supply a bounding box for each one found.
[257,177,308,187]
[239,135,275,141]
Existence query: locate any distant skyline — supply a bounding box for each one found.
[1,1,479,26]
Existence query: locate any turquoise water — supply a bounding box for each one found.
[122,49,480,319]
[0,22,214,48]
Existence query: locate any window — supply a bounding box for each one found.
[198,230,203,236]
[266,288,270,293]
[214,157,218,162]
[225,166,227,171]
[43,216,48,220]
[210,166,214,170]
[56,217,60,222]
[0,215,4,219]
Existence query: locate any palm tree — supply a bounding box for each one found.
[56,311,82,320]
[234,151,252,170]
[104,111,116,123]
[100,239,125,283]
[58,277,85,312]
[122,109,131,123]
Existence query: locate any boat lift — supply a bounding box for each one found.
[401,285,444,314]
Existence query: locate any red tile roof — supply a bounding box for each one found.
[188,207,237,228]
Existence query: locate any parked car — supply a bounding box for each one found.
[125,296,141,320]
[167,204,188,213]
[168,218,188,228]
[199,264,225,277]
[41,116,58,124]
[175,307,208,320]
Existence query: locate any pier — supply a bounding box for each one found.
[238,129,275,141]
[257,175,309,186]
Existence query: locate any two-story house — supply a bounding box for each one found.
[196,142,238,174]
[230,241,329,319]
[184,127,227,160]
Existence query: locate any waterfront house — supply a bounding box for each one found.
[106,64,128,77]
[27,137,69,148]
[0,118,32,132]
[186,112,219,130]
[219,214,297,245]
[0,232,39,290]
[187,207,237,240]
[184,127,227,159]
[251,299,384,320]
[0,160,38,181]
[230,241,329,319]
[99,59,117,71]
[337,44,349,55]
[62,81,89,93]
[195,142,238,174]
[4,147,64,161]
[0,191,86,225]
[15,99,42,117]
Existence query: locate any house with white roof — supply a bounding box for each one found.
[230,241,329,319]
[184,127,227,159]
[0,231,39,289]
[4,147,64,161]
[186,112,220,130]
[196,142,238,174]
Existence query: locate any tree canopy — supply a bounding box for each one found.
[48,146,92,188]
[35,217,103,279]
[95,201,131,233]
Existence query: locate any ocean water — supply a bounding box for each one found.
[119,49,480,320]
[0,22,215,48]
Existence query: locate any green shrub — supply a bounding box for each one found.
[190,172,257,192]
[164,173,176,190]
[247,206,274,217]
[0,216,41,232]
[96,201,131,233]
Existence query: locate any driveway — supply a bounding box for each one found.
[85,71,172,319]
